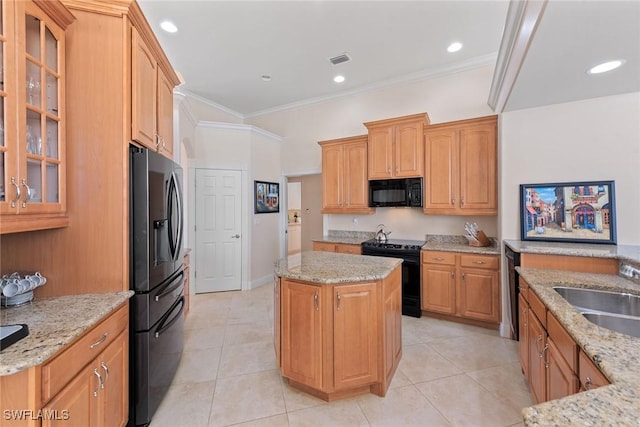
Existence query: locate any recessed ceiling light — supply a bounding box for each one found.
[261,75,272,82]
[334,75,345,83]
[160,20,178,33]
[447,42,463,53]
[587,60,625,75]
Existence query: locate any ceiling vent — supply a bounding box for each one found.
[329,53,351,65]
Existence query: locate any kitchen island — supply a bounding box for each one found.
[274,251,403,401]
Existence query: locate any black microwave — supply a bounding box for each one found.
[369,178,423,207]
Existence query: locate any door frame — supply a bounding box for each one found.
[188,163,250,291]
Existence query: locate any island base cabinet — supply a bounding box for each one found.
[279,265,401,401]
[281,281,323,389]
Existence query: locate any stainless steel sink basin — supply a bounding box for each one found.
[581,312,640,338]
[553,286,640,317]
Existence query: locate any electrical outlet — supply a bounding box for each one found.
[352,217,358,225]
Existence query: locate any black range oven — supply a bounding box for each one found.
[361,239,425,318]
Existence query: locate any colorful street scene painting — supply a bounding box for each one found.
[520,181,616,244]
[255,181,280,213]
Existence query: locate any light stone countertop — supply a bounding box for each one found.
[0,291,133,376]
[505,239,640,266]
[422,235,500,255]
[516,268,640,426]
[312,229,376,246]
[275,251,402,284]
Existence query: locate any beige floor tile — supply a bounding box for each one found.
[185,325,227,350]
[386,366,412,389]
[224,322,274,346]
[429,334,519,372]
[280,379,327,413]
[229,414,290,427]
[172,346,222,384]
[397,344,462,383]
[287,399,369,427]
[416,374,523,427]
[150,380,215,427]
[218,340,278,378]
[356,384,451,427]
[466,362,535,409]
[209,370,286,427]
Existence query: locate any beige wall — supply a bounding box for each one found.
[288,174,323,252]
[499,92,640,245]
[248,65,500,239]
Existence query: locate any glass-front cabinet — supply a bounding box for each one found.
[0,0,73,233]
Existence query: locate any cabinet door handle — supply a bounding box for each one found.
[451,198,455,206]
[461,197,465,206]
[336,292,341,310]
[101,361,109,386]
[585,376,593,390]
[461,272,465,280]
[535,335,543,355]
[542,343,549,368]
[451,271,455,279]
[93,368,103,397]
[89,332,108,349]
[10,177,21,208]
[473,260,485,265]
[313,291,319,311]
[20,179,32,208]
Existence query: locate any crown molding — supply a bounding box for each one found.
[244,53,498,119]
[198,121,283,143]
[180,89,245,120]
[488,0,548,112]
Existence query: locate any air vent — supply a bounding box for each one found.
[329,53,351,65]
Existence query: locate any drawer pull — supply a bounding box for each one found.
[585,376,593,390]
[472,260,486,264]
[89,332,108,349]
[433,257,444,261]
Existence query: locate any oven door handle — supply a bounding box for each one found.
[154,297,185,339]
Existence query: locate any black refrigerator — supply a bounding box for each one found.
[129,145,185,426]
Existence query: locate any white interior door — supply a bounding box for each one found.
[195,169,242,293]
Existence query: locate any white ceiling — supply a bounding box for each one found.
[138,0,640,118]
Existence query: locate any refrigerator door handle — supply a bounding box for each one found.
[167,172,183,262]
[154,271,184,302]
[154,297,185,338]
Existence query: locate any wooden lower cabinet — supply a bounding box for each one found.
[42,331,128,427]
[0,304,129,427]
[519,279,606,404]
[278,266,401,400]
[421,251,500,326]
[312,241,362,255]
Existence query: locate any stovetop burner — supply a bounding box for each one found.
[362,239,425,251]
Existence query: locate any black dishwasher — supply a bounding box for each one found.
[505,245,521,340]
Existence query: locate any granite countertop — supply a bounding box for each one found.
[312,230,376,246]
[516,268,640,426]
[275,251,402,284]
[504,239,640,266]
[422,235,500,255]
[0,291,133,376]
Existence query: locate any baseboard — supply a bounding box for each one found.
[499,322,512,339]
[250,274,273,290]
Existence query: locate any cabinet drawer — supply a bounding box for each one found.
[313,242,336,252]
[528,289,547,329]
[460,254,499,270]
[547,312,578,372]
[422,251,456,265]
[42,303,129,403]
[335,244,362,255]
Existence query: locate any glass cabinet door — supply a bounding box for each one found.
[18,2,65,213]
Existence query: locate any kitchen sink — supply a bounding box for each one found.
[581,312,640,338]
[553,286,640,317]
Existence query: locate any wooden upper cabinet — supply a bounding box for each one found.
[364,113,429,179]
[319,135,373,214]
[0,0,74,233]
[131,27,176,159]
[424,115,497,216]
[131,27,157,150]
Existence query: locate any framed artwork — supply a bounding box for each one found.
[254,180,280,214]
[520,181,616,244]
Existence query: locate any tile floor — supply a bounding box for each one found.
[151,284,533,427]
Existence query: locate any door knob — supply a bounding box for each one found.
[231,234,240,238]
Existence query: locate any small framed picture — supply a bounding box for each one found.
[520,181,616,244]
[254,180,280,214]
